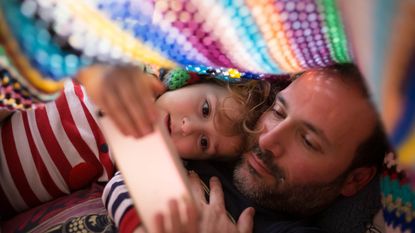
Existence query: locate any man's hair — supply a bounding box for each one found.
[352,119,390,172]
[296,63,390,173]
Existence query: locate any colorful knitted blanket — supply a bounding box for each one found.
[0,0,414,232]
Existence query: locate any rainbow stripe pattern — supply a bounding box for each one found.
[0,0,350,95]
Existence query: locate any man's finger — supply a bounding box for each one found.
[237,207,255,233]
[188,171,207,207]
[208,176,225,209]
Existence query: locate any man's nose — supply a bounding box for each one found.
[258,120,290,158]
[181,117,198,136]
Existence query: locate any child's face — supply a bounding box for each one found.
[156,83,243,159]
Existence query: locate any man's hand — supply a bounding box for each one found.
[195,175,255,233]
[153,172,255,233]
[76,64,166,137]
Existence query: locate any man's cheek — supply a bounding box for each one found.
[287,161,323,184]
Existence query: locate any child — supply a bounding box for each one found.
[0,65,276,220]
[78,64,274,159]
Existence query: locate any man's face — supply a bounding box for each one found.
[234,73,376,215]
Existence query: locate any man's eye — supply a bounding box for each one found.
[202,100,210,117]
[272,105,285,119]
[302,135,318,151]
[200,135,209,152]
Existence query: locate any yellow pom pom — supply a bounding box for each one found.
[228,68,241,79]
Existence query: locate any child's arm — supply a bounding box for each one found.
[0,80,115,218]
[102,171,142,233]
[76,64,166,138]
[107,171,255,233]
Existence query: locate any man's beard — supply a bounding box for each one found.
[233,145,348,217]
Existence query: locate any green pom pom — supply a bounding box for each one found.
[163,68,190,90]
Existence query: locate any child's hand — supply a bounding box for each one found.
[76,64,166,137]
[153,199,199,233]
[134,226,148,233]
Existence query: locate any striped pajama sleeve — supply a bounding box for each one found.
[0,80,115,218]
[102,171,141,233]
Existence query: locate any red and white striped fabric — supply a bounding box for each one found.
[0,80,115,218]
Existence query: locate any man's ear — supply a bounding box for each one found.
[340,166,377,197]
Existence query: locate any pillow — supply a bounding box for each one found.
[317,176,383,233]
[0,183,116,233]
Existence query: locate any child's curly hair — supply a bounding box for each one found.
[206,77,290,158]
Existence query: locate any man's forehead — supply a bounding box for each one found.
[287,72,347,98]
[279,73,376,145]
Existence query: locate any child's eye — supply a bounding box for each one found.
[202,100,210,117]
[200,135,209,152]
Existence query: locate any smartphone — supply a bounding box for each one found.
[98,115,195,232]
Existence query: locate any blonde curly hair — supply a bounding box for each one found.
[207,78,289,158]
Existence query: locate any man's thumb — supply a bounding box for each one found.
[237,207,255,233]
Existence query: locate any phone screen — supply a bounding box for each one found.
[98,115,195,232]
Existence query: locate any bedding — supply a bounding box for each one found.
[1,183,116,233]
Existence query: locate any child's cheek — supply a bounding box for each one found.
[173,137,198,159]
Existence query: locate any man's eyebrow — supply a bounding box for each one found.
[303,122,331,146]
[276,95,288,109]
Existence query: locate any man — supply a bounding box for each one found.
[96,63,389,232]
[233,64,384,217]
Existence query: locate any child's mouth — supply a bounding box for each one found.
[165,114,172,134]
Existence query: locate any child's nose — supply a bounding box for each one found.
[181,117,195,136]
